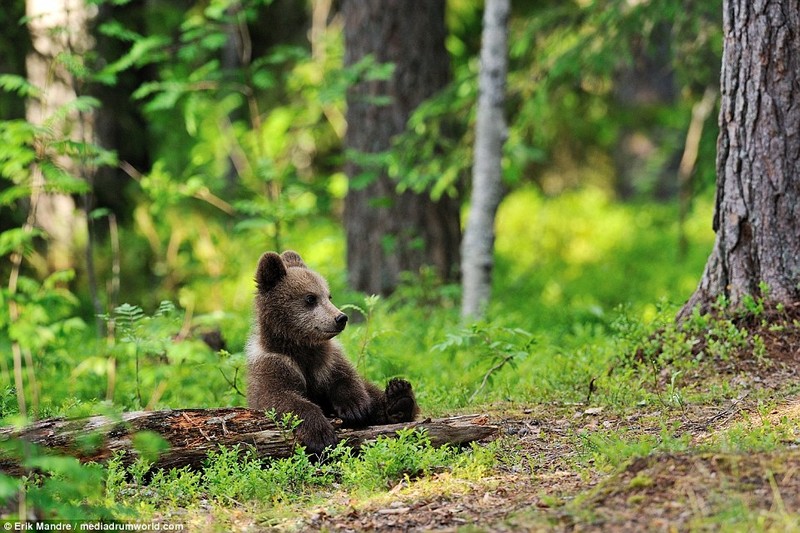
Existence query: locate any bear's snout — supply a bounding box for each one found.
[334,313,348,331]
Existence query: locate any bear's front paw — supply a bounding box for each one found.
[334,400,372,427]
[385,378,418,423]
[296,416,337,456]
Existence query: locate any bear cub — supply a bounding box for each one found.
[246,250,419,454]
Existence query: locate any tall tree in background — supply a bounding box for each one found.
[612,21,679,200]
[342,0,460,295]
[679,0,800,320]
[461,0,509,319]
[25,0,93,273]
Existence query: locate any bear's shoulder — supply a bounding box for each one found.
[247,338,305,382]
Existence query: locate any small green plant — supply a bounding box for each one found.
[708,414,797,454]
[337,428,457,491]
[665,370,686,411]
[101,301,181,408]
[264,408,303,445]
[99,428,474,514]
[434,323,535,403]
[578,424,691,470]
[0,439,122,520]
[340,294,382,373]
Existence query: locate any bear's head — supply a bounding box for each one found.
[254,250,348,345]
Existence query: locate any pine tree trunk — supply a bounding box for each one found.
[679,1,800,320]
[461,0,509,318]
[342,0,460,295]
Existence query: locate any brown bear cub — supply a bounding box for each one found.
[246,250,419,454]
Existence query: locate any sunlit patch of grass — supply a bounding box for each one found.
[692,500,800,532]
[703,413,800,454]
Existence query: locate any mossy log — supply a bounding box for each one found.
[0,408,498,476]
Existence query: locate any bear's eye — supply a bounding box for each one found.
[304,294,318,306]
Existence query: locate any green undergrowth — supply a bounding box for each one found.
[0,187,718,420]
[1,428,496,523]
[11,186,799,527]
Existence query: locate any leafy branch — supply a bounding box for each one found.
[434,323,536,404]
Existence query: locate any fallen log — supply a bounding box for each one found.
[0,408,498,476]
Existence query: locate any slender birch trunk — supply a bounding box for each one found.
[26,0,92,273]
[461,0,510,319]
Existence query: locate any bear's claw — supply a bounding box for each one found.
[296,416,337,455]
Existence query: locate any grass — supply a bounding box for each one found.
[5,186,800,528]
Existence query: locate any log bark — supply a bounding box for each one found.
[0,409,498,477]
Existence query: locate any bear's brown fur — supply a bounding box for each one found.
[246,250,419,454]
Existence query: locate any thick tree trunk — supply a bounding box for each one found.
[461,0,510,319]
[342,0,460,295]
[679,1,800,320]
[0,409,498,477]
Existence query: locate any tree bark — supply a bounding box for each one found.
[26,0,93,273]
[0,409,498,477]
[342,0,461,296]
[612,21,680,201]
[461,0,510,319]
[679,1,800,320]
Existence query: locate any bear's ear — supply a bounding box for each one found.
[255,252,287,293]
[281,250,307,269]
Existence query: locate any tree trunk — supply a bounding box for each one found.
[0,409,498,477]
[342,0,461,296]
[26,0,93,273]
[679,1,800,320]
[461,0,510,319]
[612,21,680,200]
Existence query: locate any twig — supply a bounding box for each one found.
[586,377,597,404]
[677,86,718,258]
[108,212,120,335]
[182,412,213,442]
[7,158,46,418]
[705,393,749,428]
[219,367,246,397]
[469,354,515,404]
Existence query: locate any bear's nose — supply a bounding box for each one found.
[335,313,348,329]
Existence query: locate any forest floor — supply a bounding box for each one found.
[278,307,800,532]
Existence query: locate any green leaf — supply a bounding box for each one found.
[97,35,171,81]
[155,300,176,317]
[132,431,170,463]
[97,19,142,42]
[0,185,33,206]
[24,454,82,475]
[89,207,111,220]
[0,473,20,500]
[114,303,145,324]
[40,161,90,194]
[0,74,41,98]
[43,96,102,130]
[0,228,44,257]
